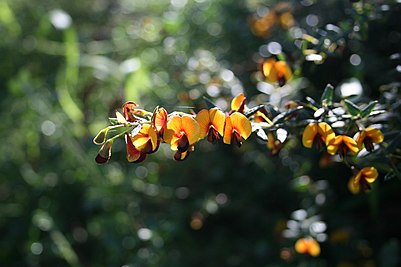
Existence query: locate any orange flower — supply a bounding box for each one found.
[122,101,138,122]
[302,122,335,149]
[295,237,320,257]
[122,101,152,122]
[261,58,292,86]
[354,127,384,152]
[163,114,200,154]
[327,135,359,157]
[131,124,159,154]
[125,134,146,163]
[223,112,252,147]
[196,108,226,144]
[348,167,378,194]
[152,106,168,137]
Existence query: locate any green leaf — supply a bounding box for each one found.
[93,128,109,145]
[320,84,334,107]
[109,118,119,125]
[343,99,361,117]
[361,100,378,118]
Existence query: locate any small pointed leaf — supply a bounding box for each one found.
[361,100,378,118]
[343,99,361,117]
[320,84,334,107]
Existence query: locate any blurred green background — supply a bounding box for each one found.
[1,0,401,266]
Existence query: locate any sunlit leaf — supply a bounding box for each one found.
[360,100,378,118]
[343,99,361,117]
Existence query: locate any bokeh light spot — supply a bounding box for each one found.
[49,9,71,30]
[350,54,361,66]
[30,242,43,255]
[41,120,56,136]
[267,42,282,55]
[306,14,319,27]
[137,228,153,240]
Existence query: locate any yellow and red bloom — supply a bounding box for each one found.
[196,107,226,144]
[354,127,384,152]
[261,58,292,87]
[125,134,147,163]
[302,122,335,149]
[131,124,159,154]
[327,135,359,157]
[152,106,168,137]
[223,112,252,147]
[122,101,138,122]
[163,114,200,154]
[295,237,320,257]
[348,166,378,194]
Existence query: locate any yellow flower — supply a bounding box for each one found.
[348,167,378,194]
[354,127,384,152]
[231,93,247,113]
[261,58,292,86]
[327,135,359,157]
[131,124,159,154]
[196,108,226,144]
[163,114,200,153]
[295,237,320,257]
[223,112,252,147]
[302,122,335,149]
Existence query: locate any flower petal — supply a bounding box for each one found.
[230,112,252,140]
[125,135,141,162]
[231,93,246,113]
[223,115,233,145]
[361,166,378,183]
[262,58,276,81]
[317,122,335,145]
[354,130,366,150]
[195,109,211,139]
[153,107,168,133]
[209,107,226,136]
[348,176,360,194]
[343,136,359,154]
[365,128,384,144]
[302,123,318,148]
[275,61,292,82]
[181,115,200,145]
[163,116,182,145]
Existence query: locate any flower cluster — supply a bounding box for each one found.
[94,98,252,163]
[302,121,383,193]
[94,84,385,195]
